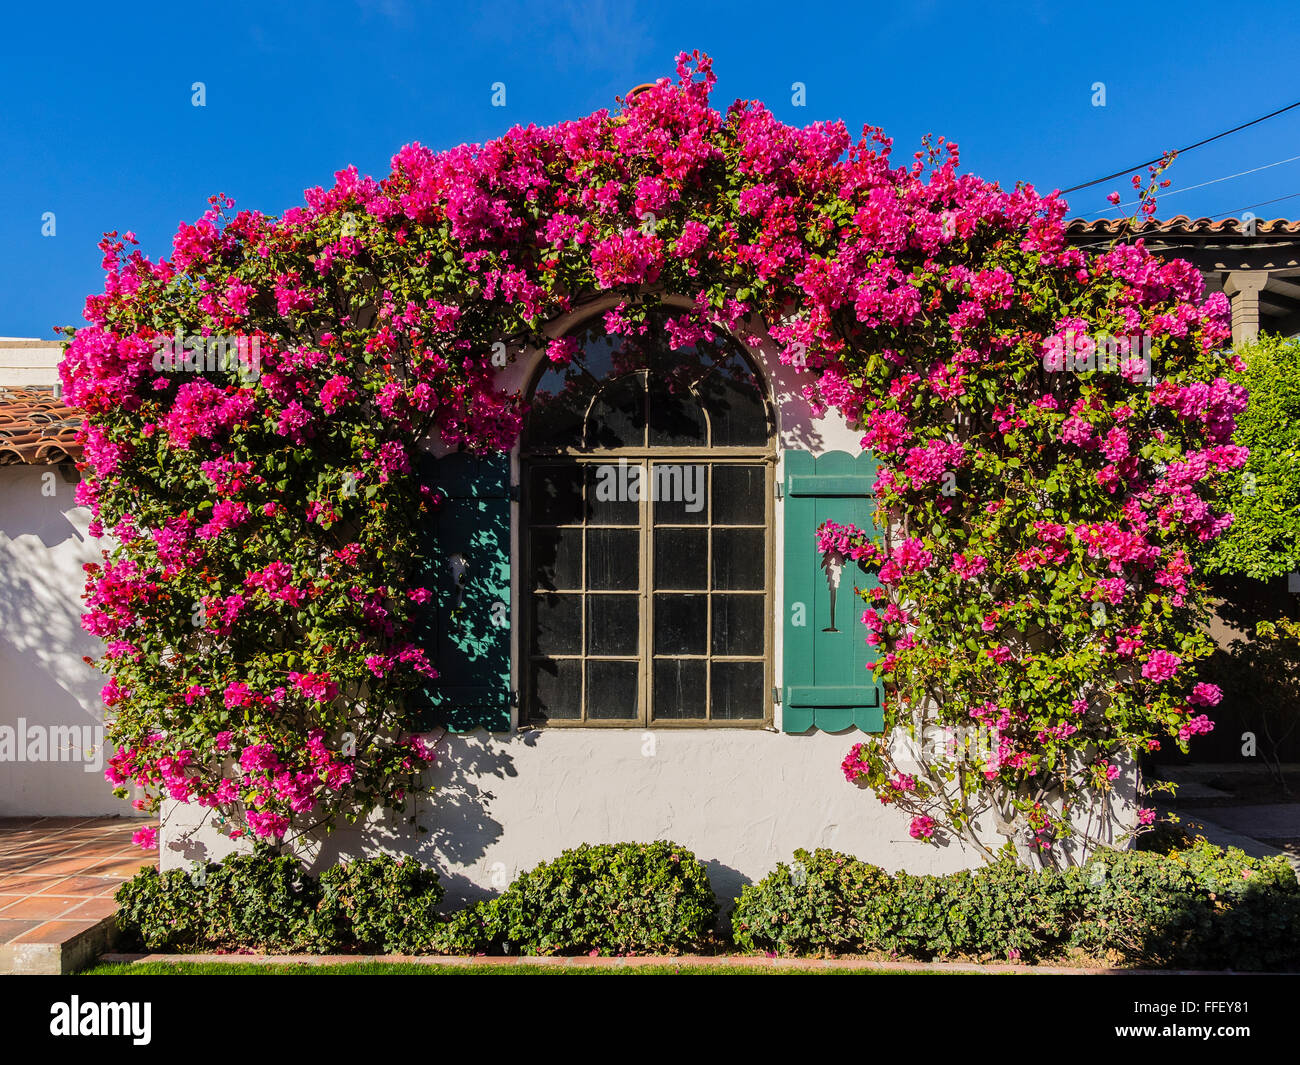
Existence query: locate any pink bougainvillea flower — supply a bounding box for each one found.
[908,816,936,840]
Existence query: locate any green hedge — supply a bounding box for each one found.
[317,855,444,953]
[116,839,1300,968]
[116,854,439,954]
[436,841,718,956]
[116,853,332,953]
[116,841,717,957]
[731,842,1300,969]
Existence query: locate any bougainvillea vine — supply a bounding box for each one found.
[62,51,1239,864]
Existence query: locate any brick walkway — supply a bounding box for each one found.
[0,816,155,974]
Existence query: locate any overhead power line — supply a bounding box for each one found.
[1083,153,1300,216]
[1061,98,1300,194]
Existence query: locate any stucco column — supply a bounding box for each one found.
[1224,270,1269,347]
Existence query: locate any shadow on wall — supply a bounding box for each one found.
[310,734,516,906]
[162,728,760,915]
[769,353,832,454]
[0,468,127,815]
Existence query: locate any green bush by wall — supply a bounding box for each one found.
[115,838,1300,968]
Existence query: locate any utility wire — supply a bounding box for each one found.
[1069,192,1300,250]
[1083,153,1300,216]
[1060,99,1300,194]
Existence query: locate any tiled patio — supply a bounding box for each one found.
[0,816,155,974]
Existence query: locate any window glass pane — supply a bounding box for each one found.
[531,593,582,655]
[712,594,765,656]
[587,661,640,719]
[587,528,639,590]
[531,528,582,590]
[586,463,640,525]
[711,465,766,525]
[531,658,581,720]
[585,373,645,449]
[653,464,708,525]
[653,658,706,720]
[700,356,768,446]
[654,528,707,589]
[529,465,583,525]
[712,528,765,590]
[587,594,639,656]
[654,594,707,655]
[647,376,707,447]
[711,661,765,720]
[522,313,772,728]
[526,366,587,450]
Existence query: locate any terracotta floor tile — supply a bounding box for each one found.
[59,897,118,921]
[0,835,46,854]
[2,844,72,863]
[0,919,44,944]
[24,856,113,876]
[0,895,81,920]
[0,820,154,952]
[0,873,69,894]
[96,836,143,850]
[35,875,120,898]
[35,847,124,873]
[63,844,129,862]
[82,858,154,878]
[108,850,151,864]
[13,918,101,944]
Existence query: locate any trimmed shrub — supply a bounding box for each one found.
[114,840,1298,967]
[317,855,444,954]
[114,868,209,952]
[1169,838,1298,899]
[1065,849,1214,965]
[924,860,1072,961]
[1172,839,1300,970]
[437,841,718,956]
[734,851,1071,961]
[730,849,893,955]
[116,854,330,953]
[115,853,444,954]
[733,844,1300,969]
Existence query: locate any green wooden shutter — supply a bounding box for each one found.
[411,452,512,732]
[781,449,884,734]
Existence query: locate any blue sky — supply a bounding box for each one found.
[3,0,1299,338]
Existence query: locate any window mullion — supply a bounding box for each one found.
[640,458,652,726]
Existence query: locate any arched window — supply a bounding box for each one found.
[522,314,775,726]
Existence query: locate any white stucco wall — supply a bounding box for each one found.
[0,342,137,816]
[164,729,994,908]
[0,465,132,815]
[0,339,64,388]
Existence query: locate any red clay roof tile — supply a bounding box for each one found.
[0,387,82,465]
[1065,215,1300,236]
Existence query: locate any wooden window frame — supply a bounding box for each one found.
[520,338,776,729]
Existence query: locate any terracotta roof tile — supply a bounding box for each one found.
[1065,215,1300,236]
[0,387,82,465]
